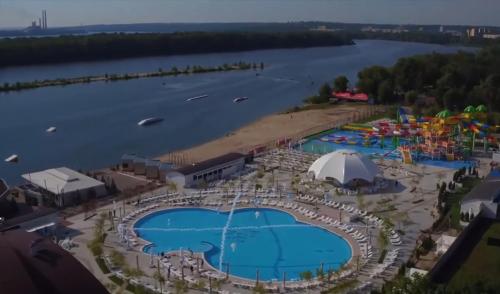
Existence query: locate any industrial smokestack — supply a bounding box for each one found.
[41,10,47,29]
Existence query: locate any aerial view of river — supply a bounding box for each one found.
[0,40,475,183]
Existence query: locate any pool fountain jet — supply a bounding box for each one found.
[167,218,171,226]
[218,192,242,270]
[230,242,237,252]
[255,211,260,219]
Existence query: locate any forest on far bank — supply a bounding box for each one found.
[0,31,353,67]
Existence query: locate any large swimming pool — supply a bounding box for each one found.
[134,208,352,281]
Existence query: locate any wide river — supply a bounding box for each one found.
[0,40,474,183]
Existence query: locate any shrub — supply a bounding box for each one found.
[253,283,267,294]
[87,240,103,257]
[378,249,388,263]
[421,236,435,253]
[108,275,124,286]
[95,257,110,274]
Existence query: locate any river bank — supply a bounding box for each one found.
[158,104,382,163]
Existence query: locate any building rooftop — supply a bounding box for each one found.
[175,153,245,175]
[0,229,109,294]
[21,167,104,195]
[462,169,500,203]
[145,159,160,167]
[0,207,57,231]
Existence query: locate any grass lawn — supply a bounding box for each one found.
[445,177,481,230]
[447,221,500,291]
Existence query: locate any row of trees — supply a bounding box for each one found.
[0,61,262,92]
[354,46,500,114]
[378,271,498,294]
[303,75,350,104]
[306,45,500,122]
[0,31,353,67]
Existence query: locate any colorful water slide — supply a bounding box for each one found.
[342,123,374,132]
[399,146,413,164]
[398,107,416,124]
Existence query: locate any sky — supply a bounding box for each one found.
[1,0,499,29]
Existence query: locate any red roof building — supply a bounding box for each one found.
[333,91,369,102]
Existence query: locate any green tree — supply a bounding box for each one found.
[123,267,144,294]
[253,283,267,294]
[357,65,392,98]
[299,270,313,282]
[442,88,465,110]
[404,90,418,105]
[318,83,332,102]
[110,250,126,268]
[333,75,349,92]
[87,239,103,257]
[153,270,166,292]
[316,267,325,282]
[378,80,395,104]
[173,279,188,294]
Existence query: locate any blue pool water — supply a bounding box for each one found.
[300,130,475,170]
[134,208,352,281]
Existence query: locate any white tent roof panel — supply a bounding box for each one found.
[308,150,379,184]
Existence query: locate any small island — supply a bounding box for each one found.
[0,61,264,92]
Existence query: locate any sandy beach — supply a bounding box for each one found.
[158,104,380,163]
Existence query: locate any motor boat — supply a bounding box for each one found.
[137,117,163,126]
[46,127,57,133]
[233,97,248,103]
[5,154,18,163]
[186,94,208,102]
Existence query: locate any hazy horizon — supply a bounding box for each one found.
[1,0,499,29]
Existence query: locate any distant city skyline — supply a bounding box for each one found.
[1,0,500,29]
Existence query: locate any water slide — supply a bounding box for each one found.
[400,147,413,164]
[398,107,416,124]
[342,123,373,132]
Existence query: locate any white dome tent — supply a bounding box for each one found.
[308,150,379,186]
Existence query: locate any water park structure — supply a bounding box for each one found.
[313,105,499,165]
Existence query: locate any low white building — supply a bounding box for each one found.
[436,234,457,255]
[166,153,246,188]
[460,169,500,219]
[22,167,106,207]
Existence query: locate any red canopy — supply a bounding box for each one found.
[333,92,369,102]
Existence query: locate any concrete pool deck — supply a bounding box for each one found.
[63,146,494,293]
[128,201,363,279]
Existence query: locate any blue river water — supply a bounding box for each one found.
[134,208,352,281]
[0,40,475,183]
